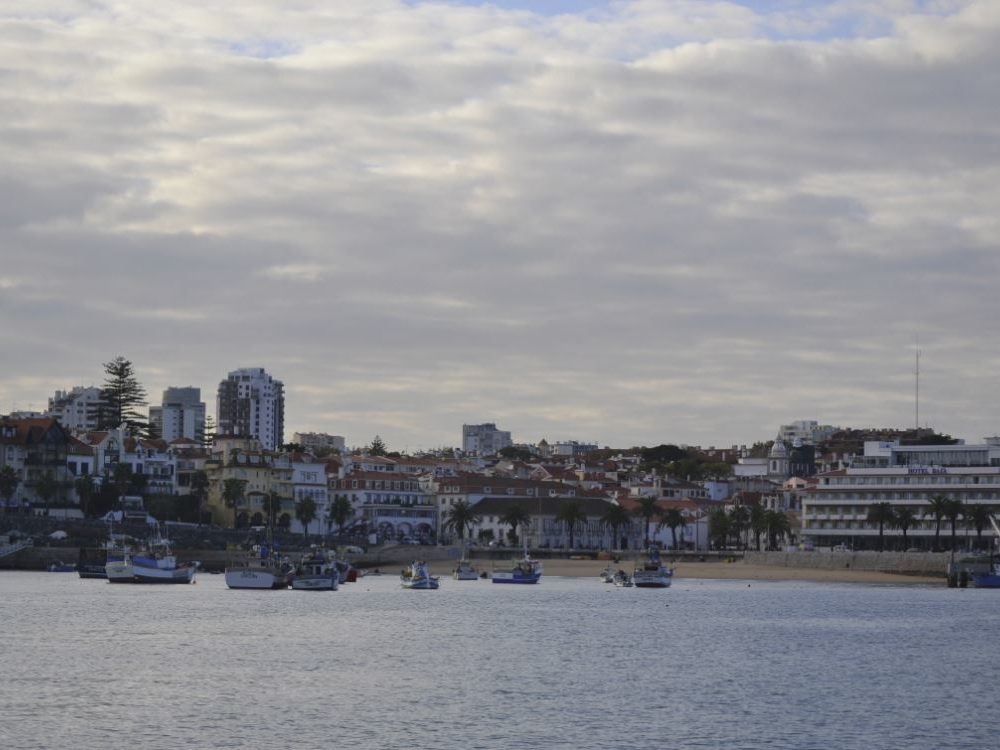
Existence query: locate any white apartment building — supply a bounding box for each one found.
[47,386,102,432]
[802,440,1000,549]
[290,459,330,537]
[292,432,346,454]
[462,423,512,456]
[778,420,838,446]
[216,368,285,451]
[149,387,206,443]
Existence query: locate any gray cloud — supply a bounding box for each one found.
[1,1,998,449]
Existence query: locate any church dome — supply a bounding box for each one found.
[769,438,788,458]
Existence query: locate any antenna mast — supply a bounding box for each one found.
[915,338,921,431]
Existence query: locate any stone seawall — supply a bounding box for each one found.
[743,550,951,576]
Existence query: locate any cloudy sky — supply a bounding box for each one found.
[2,0,998,451]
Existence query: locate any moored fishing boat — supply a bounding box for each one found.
[106,532,197,584]
[401,560,439,589]
[971,558,1000,588]
[491,540,542,584]
[632,547,672,588]
[290,548,339,591]
[453,559,478,581]
[612,568,634,587]
[599,564,616,583]
[225,542,293,590]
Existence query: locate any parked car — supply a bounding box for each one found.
[340,545,365,554]
[400,537,420,545]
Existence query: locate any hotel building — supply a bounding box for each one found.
[801,440,1000,549]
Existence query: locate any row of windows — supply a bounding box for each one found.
[823,474,1000,486]
[811,491,999,502]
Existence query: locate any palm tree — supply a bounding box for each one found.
[764,510,791,551]
[750,504,768,551]
[73,474,95,518]
[554,501,587,549]
[444,500,480,541]
[633,497,659,545]
[657,507,687,551]
[866,502,895,552]
[942,498,965,552]
[1,464,20,513]
[708,508,730,550]
[924,495,950,551]
[34,471,59,516]
[965,504,995,550]
[262,492,283,529]
[728,505,750,549]
[110,462,132,507]
[222,478,247,529]
[295,497,318,543]
[890,507,918,549]
[601,503,630,550]
[500,506,529,546]
[328,494,355,536]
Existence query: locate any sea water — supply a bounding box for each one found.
[0,572,996,750]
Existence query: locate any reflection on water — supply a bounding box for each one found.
[1,573,996,750]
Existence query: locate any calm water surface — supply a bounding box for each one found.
[1,572,996,750]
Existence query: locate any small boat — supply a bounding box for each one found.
[110,533,197,584]
[48,561,76,573]
[401,561,439,589]
[453,559,479,580]
[612,569,633,587]
[226,542,293,590]
[632,547,673,589]
[290,548,339,591]
[971,558,1000,588]
[599,564,616,583]
[492,541,543,584]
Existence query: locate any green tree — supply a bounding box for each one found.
[295,496,318,543]
[764,510,791,550]
[477,528,495,545]
[97,356,149,435]
[924,495,950,551]
[633,497,659,545]
[965,504,995,550]
[867,502,895,552]
[443,500,480,541]
[110,462,132,505]
[657,507,687,550]
[189,471,210,524]
[554,501,587,549]
[0,465,19,513]
[222,478,247,529]
[750,504,768,551]
[942,498,965,553]
[262,492,283,529]
[368,435,388,457]
[500,506,529,546]
[73,474,96,517]
[891,506,918,549]
[34,470,60,516]
[708,508,730,549]
[728,505,750,549]
[498,446,535,462]
[328,494,355,535]
[601,503,630,550]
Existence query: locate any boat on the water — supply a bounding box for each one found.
[971,558,1000,588]
[612,568,634,587]
[225,542,293,590]
[632,547,672,588]
[77,547,113,579]
[492,541,542,584]
[48,561,76,573]
[290,548,339,591]
[401,560,439,589]
[106,533,197,584]
[599,564,616,583]
[453,546,479,580]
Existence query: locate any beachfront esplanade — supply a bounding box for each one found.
[802,440,1000,549]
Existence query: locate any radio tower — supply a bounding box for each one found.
[915,338,921,432]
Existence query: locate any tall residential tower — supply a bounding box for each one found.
[149,387,206,443]
[216,368,284,451]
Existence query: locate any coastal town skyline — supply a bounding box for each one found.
[3,2,999,452]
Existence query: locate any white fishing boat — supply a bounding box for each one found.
[401,560,439,589]
[453,546,479,580]
[632,547,673,588]
[599,564,616,583]
[612,568,634,587]
[290,548,339,591]
[107,532,197,584]
[225,542,292,590]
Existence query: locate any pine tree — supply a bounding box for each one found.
[97,356,149,435]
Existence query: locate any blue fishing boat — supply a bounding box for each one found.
[491,540,542,584]
[401,561,439,589]
[971,558,1000,588]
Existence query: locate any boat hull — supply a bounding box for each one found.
[226,567,290,589]
[401,579,440,589]
[133,564,197,584]
[971,573,1000,588]
[491,571,542,584]
[291,575,338,591]
[632,571,672,588]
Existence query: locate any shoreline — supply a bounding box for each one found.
[422,558,943,585]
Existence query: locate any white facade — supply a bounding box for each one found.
[216,368,285,451]
[462,423,512,456]
[290,460,330,536]
[47,386,102,432]
[150,386,206,443]
[778,420,837,446]
[293,432,346,453]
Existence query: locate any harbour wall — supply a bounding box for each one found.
[742,550,953,576]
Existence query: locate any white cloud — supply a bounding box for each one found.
[1,1,998,449]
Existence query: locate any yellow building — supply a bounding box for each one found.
[204,437,293,528]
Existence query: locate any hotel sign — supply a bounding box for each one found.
[907,467,948,475]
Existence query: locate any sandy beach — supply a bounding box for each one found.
[421,558,943,585]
